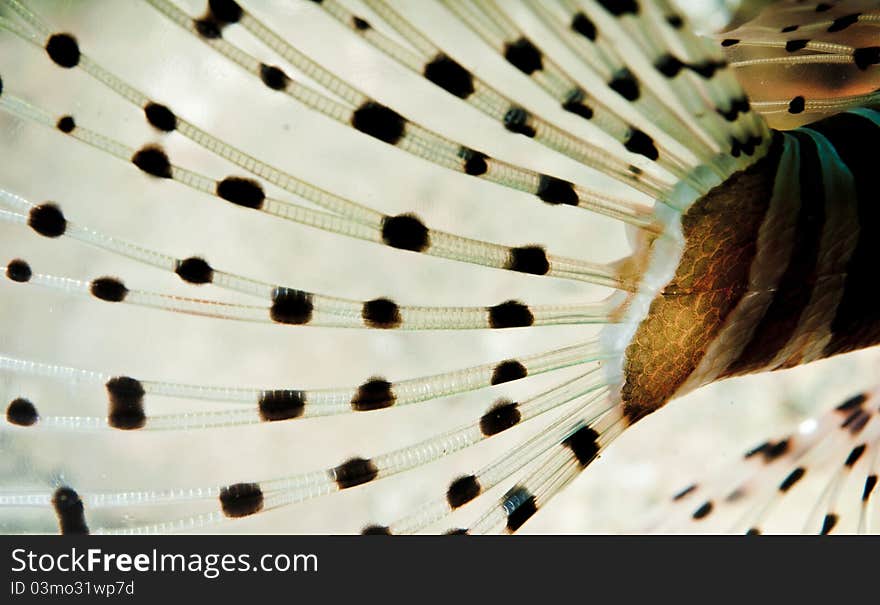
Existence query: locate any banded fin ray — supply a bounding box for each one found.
[654,388,880,534]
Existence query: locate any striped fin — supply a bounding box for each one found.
[1,369,613,533]
[572,0,771,161]
[320,0,774,188]
[462,407,626,534]
[0,91,624,288]
[344,0,679,195]
[365,393,624,534]
[4,0,868,537]
[0,0,661,534]
[626,107,877,411]
[522,0,722,161]
[0,338,606,431]
[0,190,614,330]
[140,0,664,220]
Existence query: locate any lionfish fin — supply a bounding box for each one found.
[719,0,880,128]
[655,389,879,534]
[1,0,867,536]
[2,361,614,533]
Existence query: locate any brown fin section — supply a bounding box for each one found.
[721,0,880,129]
[620,135,784,423]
